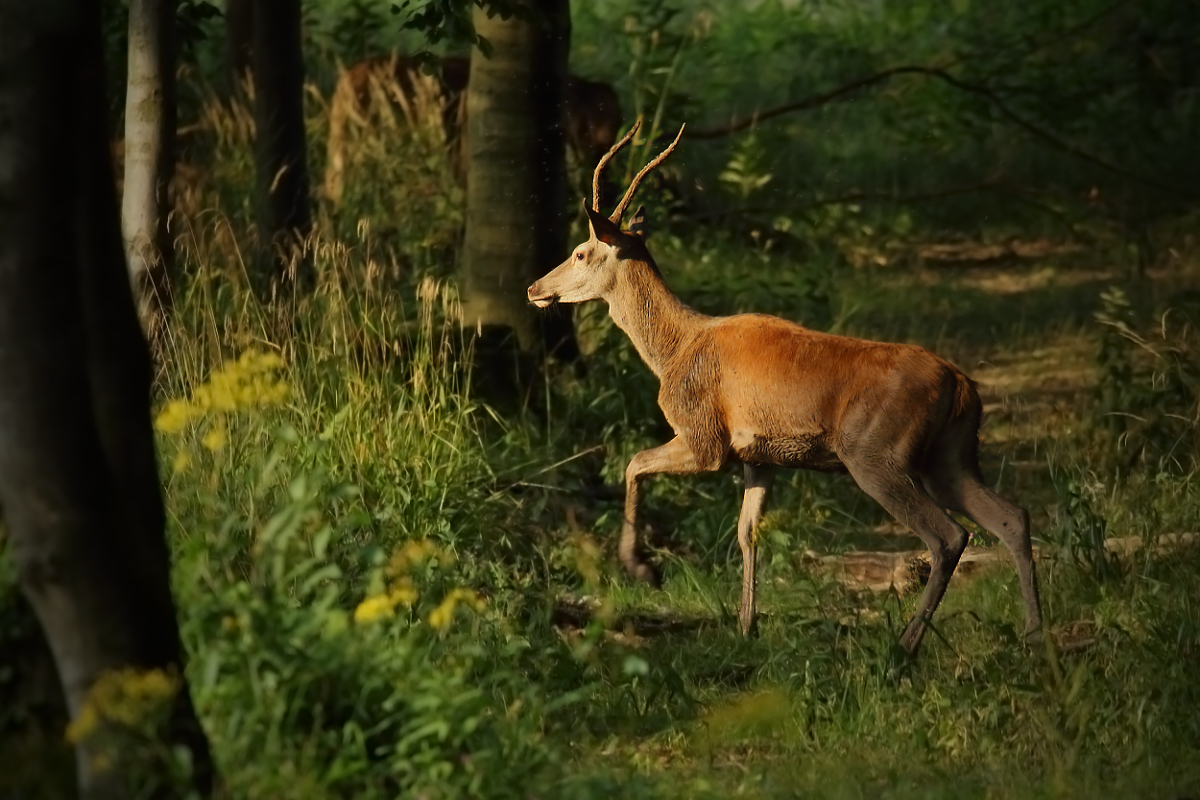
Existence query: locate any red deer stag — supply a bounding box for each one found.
[527,120,1043,655]
[324,54,622,206]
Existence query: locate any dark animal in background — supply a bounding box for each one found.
[324,54,622,206]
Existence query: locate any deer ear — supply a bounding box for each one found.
[585,205,623,247]
[626,205,649,237]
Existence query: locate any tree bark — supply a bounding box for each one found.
[251,0,312,292]
[461,0,580,365]
[0,1,216,797]
[225,0,254,98]
[122,0,178,339]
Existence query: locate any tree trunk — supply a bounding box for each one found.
[225,0,254,98]
[252,0,312,293]
[0,591,75,797]
[461,0,580,366]
[122,0,178,340]
[0,1,216,797]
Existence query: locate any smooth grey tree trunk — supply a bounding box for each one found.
[462,0,579,365]
[122,0,178,338]
[252,0,312,293]
[0,1,216,797]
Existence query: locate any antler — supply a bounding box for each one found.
[609,123,686,224]
[592,119,641,212]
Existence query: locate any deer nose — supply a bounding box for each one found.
[526,282,540,301]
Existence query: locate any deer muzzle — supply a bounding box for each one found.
[527,281,555,308]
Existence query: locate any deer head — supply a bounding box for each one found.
[527,119,684,308]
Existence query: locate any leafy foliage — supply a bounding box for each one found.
[1094,286,1200,474]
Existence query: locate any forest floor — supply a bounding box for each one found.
[5,222,1200,800]
[530,246,1200,798]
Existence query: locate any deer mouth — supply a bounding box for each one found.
[527,283,558,308]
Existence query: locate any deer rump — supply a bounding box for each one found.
[671,314,981,476]
[323,54,622,204]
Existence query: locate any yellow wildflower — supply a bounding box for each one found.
[153,348,289,435]
[388,539,451,576]
[201,420,227,451]
[354,582,418,624]
[428,588,485,631]
[154,399,200,434]
[67,703,99,744]
[171,450,192,474]
[66,667,180,744]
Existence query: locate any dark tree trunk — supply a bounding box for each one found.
[0,591,75,798]
[122,0,178,339]
[251,0,312,292]
[462,0,580,371]
[0,1,216,797]
[225,0,254,97]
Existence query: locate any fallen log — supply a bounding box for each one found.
[806,532,1198,595]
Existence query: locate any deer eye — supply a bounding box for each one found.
[575,252,584,260]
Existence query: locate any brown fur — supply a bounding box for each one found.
[323,54,622,205]
[528,197,1043,656]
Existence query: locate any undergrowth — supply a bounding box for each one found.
[123,184,1200,796]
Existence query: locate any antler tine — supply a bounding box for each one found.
[592,118,642,212]
[609,123,686,225]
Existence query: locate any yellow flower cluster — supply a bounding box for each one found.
[387,538,450,576]
[66,667,181,744]
[353,539,483,630]
[427,588,485,631]
[154,349,289,443]
[353,581,419,624]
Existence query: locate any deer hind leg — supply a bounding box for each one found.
[622,435,721,587]
[845,460,969,655]
[737,464,775,637]
[922,466,1042,641]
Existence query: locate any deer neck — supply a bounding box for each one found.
[603,258,701,379]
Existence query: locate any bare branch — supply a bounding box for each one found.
[690,180,1003,223]
[690,65,1194,201]
[688,66,931,140]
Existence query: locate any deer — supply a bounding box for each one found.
[323,54,623,207]
[526,120,1043,656]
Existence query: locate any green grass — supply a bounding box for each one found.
[118,180,1200,797]
[5,213,1200,799]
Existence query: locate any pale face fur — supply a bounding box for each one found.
[527,205,641,309]
[527,233,616,307]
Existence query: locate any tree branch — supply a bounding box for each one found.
[690,65,1195,201]
[691,180,1002,223]
[688,66,935,140]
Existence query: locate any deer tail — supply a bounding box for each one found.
[952,370,981,423]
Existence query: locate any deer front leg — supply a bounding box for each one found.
[737,463,775,636]
[622,435,719,587]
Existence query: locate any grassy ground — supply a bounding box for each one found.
[6,69,1200,799]
[126,178,1200,798]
